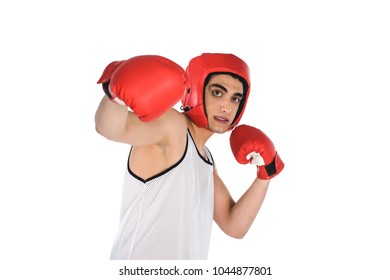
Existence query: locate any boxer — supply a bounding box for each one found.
[95,53,284,260]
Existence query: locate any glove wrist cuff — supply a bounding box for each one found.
[257,152,284,180]
[102,81,114,99]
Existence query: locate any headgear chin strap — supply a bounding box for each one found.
[181,53,251,131]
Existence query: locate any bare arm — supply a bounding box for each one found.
[95,96,186,146]
[95,96,129,141]
[95,55,188,147]
[213,166,270,239]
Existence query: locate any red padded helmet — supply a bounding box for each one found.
[181,53,250,131]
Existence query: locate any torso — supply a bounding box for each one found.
[111,127,215,260]
[129,112,212,180]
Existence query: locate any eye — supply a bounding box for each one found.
[211,90,223,97]
[232,96,243,103]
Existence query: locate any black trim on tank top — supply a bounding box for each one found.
[187,129,213,165]
[127,132,189,183]
[127,130,213,183]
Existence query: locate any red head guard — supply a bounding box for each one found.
[181,53,251,131]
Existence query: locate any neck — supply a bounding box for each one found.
[193,125,214,146]
[186,117,214,149]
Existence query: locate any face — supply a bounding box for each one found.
[204,74,244,133]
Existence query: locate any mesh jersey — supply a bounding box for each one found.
[110,130,214,260]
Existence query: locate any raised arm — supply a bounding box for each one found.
[214,124,284,238]
[214,168,270,239]
[94,55,188,146]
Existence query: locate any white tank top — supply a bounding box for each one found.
[110,130,214,260]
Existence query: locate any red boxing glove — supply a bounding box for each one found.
[97,55,188,122]
[230,124,284,180]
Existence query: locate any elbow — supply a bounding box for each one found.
[95,113,105,136]
[95,123,102,135]
[229,231,247,240]
[95,112,127,142]
[223,227,249,239]
[94,109,114,140]
[95,125,117,142]
[95,121,107,138]
[95,122,105,137]
[95,121,115,141]
[217,216,251,239]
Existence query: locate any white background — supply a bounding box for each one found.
[1,0,389,279]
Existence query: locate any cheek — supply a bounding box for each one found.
[205,100,221,117]
[204,94,216,112]
[204,92,216,104]
[231,102,240,114]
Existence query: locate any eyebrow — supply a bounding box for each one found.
[209,83,244,97]
[209,83,227,92]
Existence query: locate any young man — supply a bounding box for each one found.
[95,53,284,260]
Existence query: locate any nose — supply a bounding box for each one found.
[220,97,232,113]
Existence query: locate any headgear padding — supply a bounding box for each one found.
[181,53,251,130]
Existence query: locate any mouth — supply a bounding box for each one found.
[213,116,230,125]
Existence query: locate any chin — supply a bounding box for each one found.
[208,125,228,134]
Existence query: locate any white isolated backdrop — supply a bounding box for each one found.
[1,0,389,279]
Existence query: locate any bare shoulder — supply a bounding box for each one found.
[163,108,188,132]
[159,109,189,145]
[124,108,188,147]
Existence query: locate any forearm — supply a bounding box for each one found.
[95,96,129,140]
[228,178,270,238]
[224,124,284,238]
